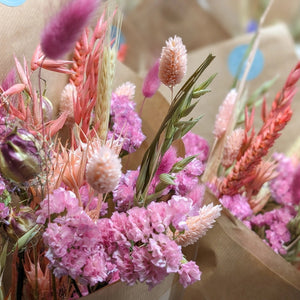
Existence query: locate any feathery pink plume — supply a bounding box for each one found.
[213,89,237,139]
[142,59,161,98]
[41,0,100,59]
[174,203,222,247]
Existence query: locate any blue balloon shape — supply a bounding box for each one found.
[0,0,26,7]
[228,45,264,81]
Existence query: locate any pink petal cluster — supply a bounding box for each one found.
[109,93,145,153]
[38,188,202,288]
[269,153,296,206]
[220,194,253,220]
[250,206,296,254]
[182,132,210,161]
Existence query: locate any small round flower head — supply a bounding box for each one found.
[59,83,77,127]
[159,35,187,88]
[86,145,122,193]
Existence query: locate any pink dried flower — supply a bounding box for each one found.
[178,261,201,288]
[142,59,161,98]
[114,82,136,101]
[86,145,122,193]
[222,128,244,168]
[59,83,77,127]
[41,0,100,59]
[159,35,187,88]
[213,89,237,139]
[291,163,300,205]
[174,203,221,247]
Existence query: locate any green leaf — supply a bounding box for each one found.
[159,173,176,185]
[171,155,197,173]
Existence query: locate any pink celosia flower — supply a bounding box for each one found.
[174,203,222,247]
[159,35,187,88]
[220,194,253,220]
[222,128,244,168]
[142,59,161,98]
[213,89,237,139]
[182,132,210,162]
[86,145,122,193]
[178,261,201,288]
[41,0,100,59]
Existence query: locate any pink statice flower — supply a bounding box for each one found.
[36,187,80,224]
[220,194,253,220]
[269,152,296,206]
[291,163,300,205]
[250,206,296,254]
[186,184,206,217]
[182,132,210,162]
[109,93,145,153]
[113,169,139,212]
[178,261,201,288]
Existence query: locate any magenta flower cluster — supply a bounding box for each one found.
[37,187,201,288]
[109,93,145,153]
[113,132,209,213]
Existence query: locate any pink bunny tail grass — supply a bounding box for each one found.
[213,89,237,139]
[159,35,187,88]
[222,128,244,168]
[174,204,222,247]
[142,59,161,98]
[41,0,100,60]
[1,68,16,91]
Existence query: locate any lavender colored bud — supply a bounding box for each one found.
[0,129,41,183]
[5,206,36,242]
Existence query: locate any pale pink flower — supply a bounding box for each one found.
[114,81,136,101]
[222,128,244,168]
[213,89,237,139]
[178,261,201,288]
[86,145,122,193]
[159,35,187,88]
[142,59,161,98]
[174,203,221,247]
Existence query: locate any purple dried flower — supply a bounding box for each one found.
[142,59,161,98]
[41,0,100,59]
[0,129,41,183]
[291,163,300,205]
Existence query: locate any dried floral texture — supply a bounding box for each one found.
[250,206,296,254]
[86,145,122,193]
[37,188,201,289]
[269,152,297,206]
[108,92,145,153]
[173,203,222,247]
[213,89,237,139]
[221,128,244,168]
[159,36,187,88]
[115,81,136,101]
[59,83,77,127]
[142,59,161,98]
[41,0,99,59]
[219,62,300,196]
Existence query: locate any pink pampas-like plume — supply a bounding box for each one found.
[41,0,100,60]
[142,59,161,98]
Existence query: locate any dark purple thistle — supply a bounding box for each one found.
[0,129,41,183]
[41,0,100,60]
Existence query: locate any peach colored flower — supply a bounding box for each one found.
[159,35,187,88]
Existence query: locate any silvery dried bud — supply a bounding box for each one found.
[41,96,53,122]
[0,129,41,183]
[5,206,36,242]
